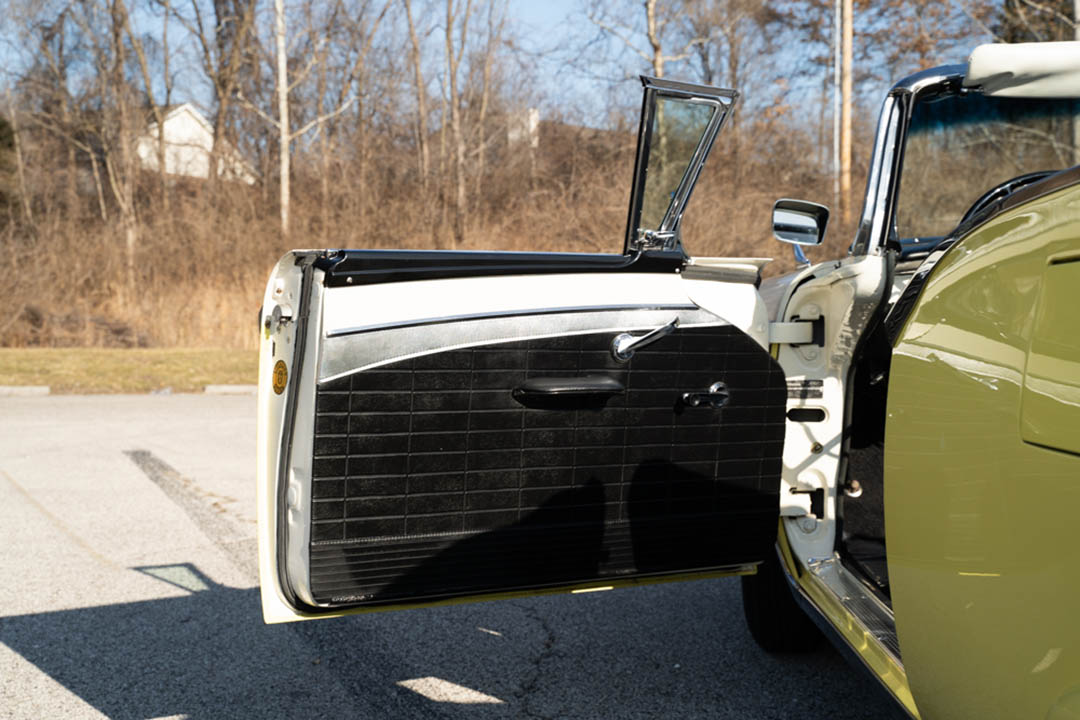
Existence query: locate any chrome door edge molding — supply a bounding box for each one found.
[318,307,728,384]
[325,303,699,339]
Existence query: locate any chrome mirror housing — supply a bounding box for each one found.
[773,198,829,266]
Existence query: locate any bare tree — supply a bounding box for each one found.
[4,91,33,225]
[59,0,145,296]
[444,0,472,247]
[236,0,372,236]
[840,0,852,223]
[682,0,780,192]
[472,0,505,201]
[404,0,431,192]
[587,0,708,78]
[171,0,259,186]
[310,0,391,238]
[123,0,173,210]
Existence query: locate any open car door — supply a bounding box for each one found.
[257,77,787,622]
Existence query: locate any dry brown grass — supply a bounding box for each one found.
[0,347,257,393]
[0,112,874,349]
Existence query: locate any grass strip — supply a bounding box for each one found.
[0,348,258,394]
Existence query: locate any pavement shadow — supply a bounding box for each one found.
[0,564,431,719]
[0,563,906,720]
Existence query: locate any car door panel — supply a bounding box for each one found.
[259,259,787,619]
[308,323,784,608]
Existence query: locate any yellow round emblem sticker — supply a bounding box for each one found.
[272,360,288,395]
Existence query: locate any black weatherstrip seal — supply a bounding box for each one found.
[951,163,1080,242]
[276,255,316,613]
[317,248,686,287]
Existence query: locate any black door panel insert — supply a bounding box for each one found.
[308,325,785,608]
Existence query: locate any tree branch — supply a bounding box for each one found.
[290,96,355,139]
[588,14,652,63]
[236,91,281,129]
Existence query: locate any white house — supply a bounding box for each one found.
[136,103,256,185]
[507,107,540,149]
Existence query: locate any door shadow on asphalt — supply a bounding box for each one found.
[0,563,905,720]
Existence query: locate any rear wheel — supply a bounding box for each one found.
[741,550,822,653]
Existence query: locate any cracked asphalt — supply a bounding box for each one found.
[0,395,903,719]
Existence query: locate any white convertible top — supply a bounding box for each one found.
[964,41,1080,97]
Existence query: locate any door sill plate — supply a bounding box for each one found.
[806,554,901,663]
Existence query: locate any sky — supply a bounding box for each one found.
[501,0,659,124]
[0,0,886,130]
[510,0,579,36]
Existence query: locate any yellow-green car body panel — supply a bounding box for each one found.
[885,177,1080,719]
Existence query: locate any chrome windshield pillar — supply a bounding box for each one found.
[849,65,967,256]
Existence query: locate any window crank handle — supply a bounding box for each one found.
[611,317,679,361]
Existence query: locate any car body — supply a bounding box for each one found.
[256,44,1080,719]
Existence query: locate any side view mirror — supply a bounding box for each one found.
[773,198,829,266]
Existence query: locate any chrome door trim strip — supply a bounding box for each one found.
[324,303,699,338]
[318,306,727,384]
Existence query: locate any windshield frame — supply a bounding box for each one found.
[850,65,967,256]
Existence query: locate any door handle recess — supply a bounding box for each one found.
[681,381,729,409]
[611,317,679,361]
[512,375,625,408]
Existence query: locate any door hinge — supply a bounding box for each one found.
[769,316,824,346]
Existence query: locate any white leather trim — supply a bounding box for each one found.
[322,273,694,338]
[965,41,1080,98]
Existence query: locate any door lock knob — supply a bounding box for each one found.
[682,381,729,409]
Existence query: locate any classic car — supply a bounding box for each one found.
[256,42,1080,719]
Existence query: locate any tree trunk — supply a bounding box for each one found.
[404,0,430,192]
[275,0,290,237]
[123,0,171,212]
[7,101,33,225]
[110,0,140,299]
[449,88,466,248]
[725,24,741,196]
[645,0,664,78]
[474,2,502,205]
[1074,0,1080,165]
[89,152,109,222]
[840,0,853,223]
[437,87,448,248]
[832,0,841,210]
[445,0,472,249]
[62,101,79,216]
[316,46,331,242]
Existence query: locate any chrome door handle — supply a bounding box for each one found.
[611,318,679,361]
[682,381,729,409]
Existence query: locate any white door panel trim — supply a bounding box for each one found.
[318,306,727,383]
[322,273,697,338]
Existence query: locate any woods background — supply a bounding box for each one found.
[0,0,1073,349]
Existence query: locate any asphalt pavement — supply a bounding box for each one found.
[0,395,902,719]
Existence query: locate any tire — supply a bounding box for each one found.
[741,550,823,653]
